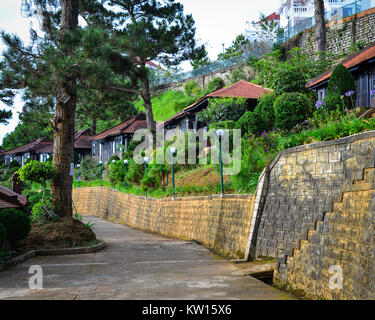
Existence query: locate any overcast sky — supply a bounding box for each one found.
[0,0,281,145]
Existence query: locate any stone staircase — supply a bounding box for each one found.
[276,166,375,278]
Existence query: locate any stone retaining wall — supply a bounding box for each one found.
[255,131,375,261]
[72,189,255,259]
[282,8,375,59]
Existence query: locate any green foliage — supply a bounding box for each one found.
[108,160,126,185]
[109,155,120,162]
[0,223,6,248]
[209,120,237,130]
[206,78,225,92]
[236,111,267,136]
[18,160,57,186]
[0,109,12,125]
[31,201,47,224]
[254,93,276,130]
[135,90,196,121]
[80,157,101,181]
[126,159,145,184]
[198,97,247,124]
[274,93,312,130]
[231,133,279,193]
[184,80,202,98]
[326,64,356,109]
[249,48,332,96]
[8,160,21,169]
[0,209,31,245]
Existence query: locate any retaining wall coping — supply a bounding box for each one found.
[269,130,375,171]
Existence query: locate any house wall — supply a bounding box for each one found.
[73,189,255,259]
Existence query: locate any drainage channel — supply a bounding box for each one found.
[247,270,274,285]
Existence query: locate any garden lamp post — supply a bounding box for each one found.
[99,160,103,187]
[216,129,224,198]
[143,156,149,197]
[124,159,129,188]
[170,147,177,200]
[112,160,116,190]
[77,164,80,188]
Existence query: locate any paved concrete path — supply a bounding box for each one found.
[0,216,293,300]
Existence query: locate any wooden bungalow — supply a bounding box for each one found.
[90,113,148,163]
[3,137,53,166]
[307,42,375,107]
[38,129,93,162]
[162,80,272,140]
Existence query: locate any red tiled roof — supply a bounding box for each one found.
[91,113,147,141]
[255,12,280,24]
[0,185,29,209]
[207,80,272,99]
[163,81,272,127]
[3,137,52,155]
[307,42,375,88]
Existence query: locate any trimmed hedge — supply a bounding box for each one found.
[274,92,311,131]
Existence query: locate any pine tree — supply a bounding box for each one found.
[105,0,203,132]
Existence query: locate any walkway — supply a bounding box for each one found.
[0,216,292,300]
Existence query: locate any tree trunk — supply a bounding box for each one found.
[50,0,79,219]
[91,117,97,136]
[139,62,156,132]
[314,0,326,59]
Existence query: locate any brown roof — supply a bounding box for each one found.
[3,137,52,155]
[163,81,272,127]
[0,186,29,209]
[207,80,272,99]
[91,113,147,142]
[307,42,375,88]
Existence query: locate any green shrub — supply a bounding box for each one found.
[126,159,144,184]
[184,80,201,97]
[0,209,31,245]
[326,64,356,109]
[8,160,21,169]
[109,155,120,162]
[207,77,225,92]
[274,93,311,131]
[236,111,267,136]
[108,160,126,185]
[0,223,6,248]
[198,97,247,124]
[209,120,237,130]
[31,201,46,224]
[80,157,101,181]
[254,93,276,130]
[323,93,342,111]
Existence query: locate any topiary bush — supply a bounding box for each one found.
[254,93,276,130]
[326,64,356,109]
[274,92,312,131]
[236,111,267,136]
[0,209,31,246]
